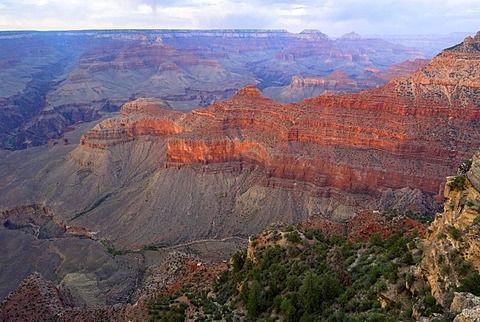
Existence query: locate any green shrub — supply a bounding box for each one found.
[437,233,446,240]
[406,273,414,286]
[403,306,413,318]
[441,264,451,275]
[473,215,480,225]
[284,225,295,232]
[403,252,415,265]
[458,273,480,296]
[232,250,246,273]
[369,233,383,247]
[448,175,466,191]
[424,294,436,307]
[285,231,302,244]
[459,159,473,174]
[447,226,461,240]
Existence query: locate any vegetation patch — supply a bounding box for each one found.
[146,223,454,321]
[147,294,187,321]
[473,215,480,225]
[101,240,164,256]
[458,159,473,174]
[457,273,480,296]
[448,174,466,191]
[71,193,112,220]
[447,226,461,240]
[447,159,473,191]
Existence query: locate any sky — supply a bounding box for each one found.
[0,0,478,36]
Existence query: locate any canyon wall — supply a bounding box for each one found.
[0,33,479,313]
[0,29,439,150]
[24,33,476,250]
[82,33,480,198]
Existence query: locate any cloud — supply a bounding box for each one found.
[0,0,478,35]
[137,4,154,14]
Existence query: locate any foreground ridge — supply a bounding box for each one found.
[3,151,480,320]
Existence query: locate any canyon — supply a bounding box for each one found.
[2,150,480,321]
[75,31,480,222]
[0,30,466,150]
[0,30,479,319]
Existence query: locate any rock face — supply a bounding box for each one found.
[0,29,433,150]
[1,35,480,313]
[0,271,129,322]
[263,59,430,102]
[467,150,480,191]
[83,32,480,199]
[451,292,480,312]
[1,35,479,254]
[0,272,74,322]
[454,307,480,322]
[421,150,480,307]
[2,32,461,251]
[451,292,480,322]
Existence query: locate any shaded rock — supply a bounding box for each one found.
[454,307,480,322]
[467,151,480,191]
[451,292,480,312]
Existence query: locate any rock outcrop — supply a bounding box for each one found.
[451,292,480,312]
[0,34,478,255]
[2,31,480,322]
[421,151,480,307]
[300,210,425,242]
[264,59,430,102]
[0,272,74,322]
[451,292,480,322]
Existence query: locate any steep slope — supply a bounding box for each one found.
[3,147,480,322]
[83,32,480,196]
[0,204,141,308]
[420,152,480,307]
[138,150,480,321]
[1,34,480,312]
[0,272,74,322]
[1,34,479,251]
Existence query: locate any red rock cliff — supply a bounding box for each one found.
[81,34,480,199]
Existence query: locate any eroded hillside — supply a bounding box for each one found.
[0,29,450,149]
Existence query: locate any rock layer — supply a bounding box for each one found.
[0,29,435,149]
[264,58,430,102]
[1,34,479,263]
[82,34,480,204]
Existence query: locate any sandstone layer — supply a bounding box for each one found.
[14,33,467,252]
[83,33,480,198]
[0,29,445,150]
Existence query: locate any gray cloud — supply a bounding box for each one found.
[0,0,478,35]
